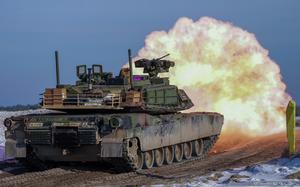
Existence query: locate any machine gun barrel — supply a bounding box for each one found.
[155,53,170,61]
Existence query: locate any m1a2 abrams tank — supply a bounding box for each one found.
[4,50,224,170]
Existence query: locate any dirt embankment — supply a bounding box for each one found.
[0,130,299,186]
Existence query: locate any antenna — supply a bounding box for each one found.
[128,49,134,89]
[55,50,60,87]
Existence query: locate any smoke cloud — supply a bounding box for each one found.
[134,17,290,142]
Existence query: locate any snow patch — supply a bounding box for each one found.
[188,157,300,186]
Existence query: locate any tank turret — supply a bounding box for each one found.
[42,50,193,113]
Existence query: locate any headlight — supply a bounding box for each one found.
[110,117,122,128]
[4,119,13,128]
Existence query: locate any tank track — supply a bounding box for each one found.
[122,135,219,171]
[119,138,143,172]
[20,136,219,171]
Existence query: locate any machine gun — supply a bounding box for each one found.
[134,54,175,78]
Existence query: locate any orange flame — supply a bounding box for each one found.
[133,17,290,142]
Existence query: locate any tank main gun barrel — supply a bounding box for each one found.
[55,51,60,87]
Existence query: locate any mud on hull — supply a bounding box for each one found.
[5,112,223,170]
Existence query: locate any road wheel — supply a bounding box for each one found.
[183,142,192,160]
[193,139,204,157]
[164,146,174,165]
[154,148,164,167]
[174,144,183,162]
[143,150,154,169]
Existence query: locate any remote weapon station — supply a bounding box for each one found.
[4,50,224,170]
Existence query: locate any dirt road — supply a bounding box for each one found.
[0,130,299,187]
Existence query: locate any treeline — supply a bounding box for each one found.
[0,104,40,111]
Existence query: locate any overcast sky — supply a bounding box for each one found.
[0,0,299,105]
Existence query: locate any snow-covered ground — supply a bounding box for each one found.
[187,157,300,186]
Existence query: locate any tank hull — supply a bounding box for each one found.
[5,112,223,169]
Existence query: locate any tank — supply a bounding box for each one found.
[4,50,224,170]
